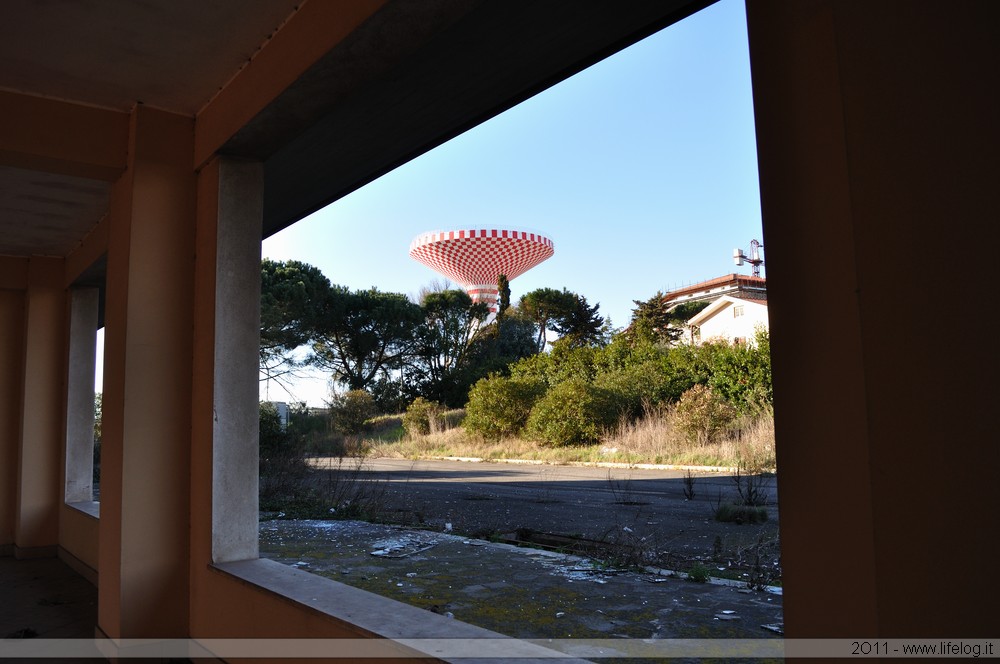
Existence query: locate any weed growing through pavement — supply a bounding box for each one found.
[732,462,770,507]
[261,451,391,522]
[741,533,781,590]
[532,468,562,504]
[682,469,697,500]
[687,563,711,583]
[606,470,649,506]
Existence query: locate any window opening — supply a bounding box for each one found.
[254,0,777,641]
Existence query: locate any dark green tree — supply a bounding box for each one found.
[460,311,539,385]
[410,289,489,405]
[518,287,578,352]
[627,292,707,345]
[310,286,423,391]
[552,294,606,348]
[496,274,511,320]
[260,259,331,383]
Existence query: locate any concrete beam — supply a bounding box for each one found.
[64,215,109,289]
[0,91,128,181]
[257,0,710,236]
[193,0,387,169]
[0,257,29,290]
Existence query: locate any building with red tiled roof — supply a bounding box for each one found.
[657,274,768,345]
[662,273,767,308]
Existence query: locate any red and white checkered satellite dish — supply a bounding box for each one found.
[409,228,555,313]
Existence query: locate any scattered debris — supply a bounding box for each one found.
[370,535,438,558]
[714,614,740,621]
[555,612,566,618]
[761,623,784,635]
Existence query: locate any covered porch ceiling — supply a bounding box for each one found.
[0,0,711,281]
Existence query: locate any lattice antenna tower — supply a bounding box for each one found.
[733,239,765,277]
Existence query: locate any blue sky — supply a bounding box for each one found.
[259,0,764,405]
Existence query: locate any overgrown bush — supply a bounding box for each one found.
[593,359,695,418]
[402,397,444,436]
[687,562,711,583]
[525,378,620,446]
[464,376,546,439]
[285,404,338,455]
[509,340,598,387]
[704,327,772,413]
[368,376,412,415]
[672,384,738,444]
[714,502,768,525]
[328,389,376,434]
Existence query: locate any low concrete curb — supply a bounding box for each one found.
[430,455,740,473]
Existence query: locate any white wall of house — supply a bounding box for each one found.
[689,297,768,345]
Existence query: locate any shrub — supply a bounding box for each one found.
[328,389,376,434]
[705,328,772,413]
[687,563,711,583]
[368,376,412,415]
[714,502,768,525]
[402,397,444,436]
[672,384,738,444]
[525,378,620,446]
[509,341,598,387]
[464,376,547,439]
[593,359,696,418]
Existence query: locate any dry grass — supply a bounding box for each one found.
[363,406,776,470]
[604,407,776,470]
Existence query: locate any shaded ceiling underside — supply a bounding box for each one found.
[0,0,712,267]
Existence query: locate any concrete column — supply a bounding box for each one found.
[190,157,263,569]
[211,159,263,563]
[64,288,99,504]
[747,0,999,638]
[188,157,262,634]
[0,277,26,554]
[98,105,195,638]
[14,257,66,557]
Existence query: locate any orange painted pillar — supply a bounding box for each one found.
[98,105,195,638]
[747,0,999,639]
[0,260,28,554]
[13,257,66,558]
